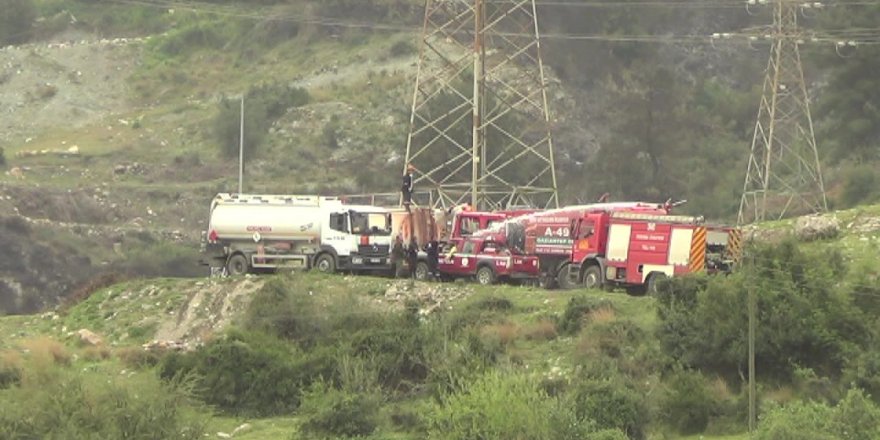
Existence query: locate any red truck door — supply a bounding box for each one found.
[440,239,480,276]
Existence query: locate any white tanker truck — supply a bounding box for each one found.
[200,193,394,275]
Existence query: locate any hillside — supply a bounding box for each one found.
[0,1,879,435]
[2,0,879,311]
[1,204,879,439]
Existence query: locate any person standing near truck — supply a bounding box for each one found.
[406,240,419,279]
[425,239,440,280]
[401,164,415,207]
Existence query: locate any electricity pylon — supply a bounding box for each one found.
[738,0,827,224]
[404,0,559,210]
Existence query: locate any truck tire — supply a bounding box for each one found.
[226,254,249,276]
[314,253,336,273]
[556,263,576,290]
[476,265,496,286]
[582,265,603,290]
[646,272,667,295]
[415,261,430,281]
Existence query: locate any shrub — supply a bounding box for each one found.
[0,146,6,168]
[155,21,226,57]
[120,242,202,277]
[389,40,416,57]
[659,369,717,435]
[0,351,22,389]
[833,388,880,440]
[60,272,128,313]
[0,0,36,45]
[755,388,880,440]
[19,336,71,367]
[81,345,112,362]
[656,240,869,381]
[298,381,382,439]
[116,346,161,370]
[0,363,205,439]
[840,164,880,207]
[572,374,648,439]
[159,329,310,416]
[426,371,595,440]
[448,294,515,330]
[558,295,613,335]
[346,315,438,391]
[523,319,558,341]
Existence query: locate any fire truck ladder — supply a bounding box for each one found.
[610,212,706,225]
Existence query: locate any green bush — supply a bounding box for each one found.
[840,164,880,207]
[844,350,880,404]
[0,146,6,168]
[298,381,382,440]
[245,276,376,347]
[656,240,868,381]
[389,40,416,57]
[572,376,649,440]
[558,295,613,335]
[0,0,36,45]
[659,369,717,435]
[0,363,205,439]
[159,329,314,416]
[756,389,880,440]
[833,388,880,440]
[426,370,600,440]
[756,400,839,440]
[155,20,228,57]
[0,355,20,389]
[120,242,203,278]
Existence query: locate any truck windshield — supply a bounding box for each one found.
[350,211,391,236]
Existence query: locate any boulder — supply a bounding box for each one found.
[795,214,840,242]
[76,329,104,346]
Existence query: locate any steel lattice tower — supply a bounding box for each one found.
[404,0,559,210]
[738,0,827,224]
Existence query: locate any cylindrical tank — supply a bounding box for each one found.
[208,194,341,241]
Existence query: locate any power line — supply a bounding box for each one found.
[98,0,880,46]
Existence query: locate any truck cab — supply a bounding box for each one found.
[438,236,540,285]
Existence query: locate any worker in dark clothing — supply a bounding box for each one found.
[401,164,415,207]
[390,235,405,278]
[406,241,419,279]
[425,239,440,280]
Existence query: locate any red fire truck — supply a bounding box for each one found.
[461,202,741,291]
[565,210,741,293]
[410,206,538,280]
[436,235,541,285]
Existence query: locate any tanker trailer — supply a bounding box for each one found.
[200,193,393,276]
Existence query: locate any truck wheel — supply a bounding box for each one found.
[555,263,577,290]
[646,272,667,295]
[314,253,336,273]
[226,254,249,276]
[582,265,603,290]
[476,266,496,286]
[414,261,430,281]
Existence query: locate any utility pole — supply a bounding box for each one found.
[738,0,827,224]
[238,95,245,194]
[748,278,757,433]
[404,0,559,210]
[471,0,484,208]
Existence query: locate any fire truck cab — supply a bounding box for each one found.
[438,236,540,285]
